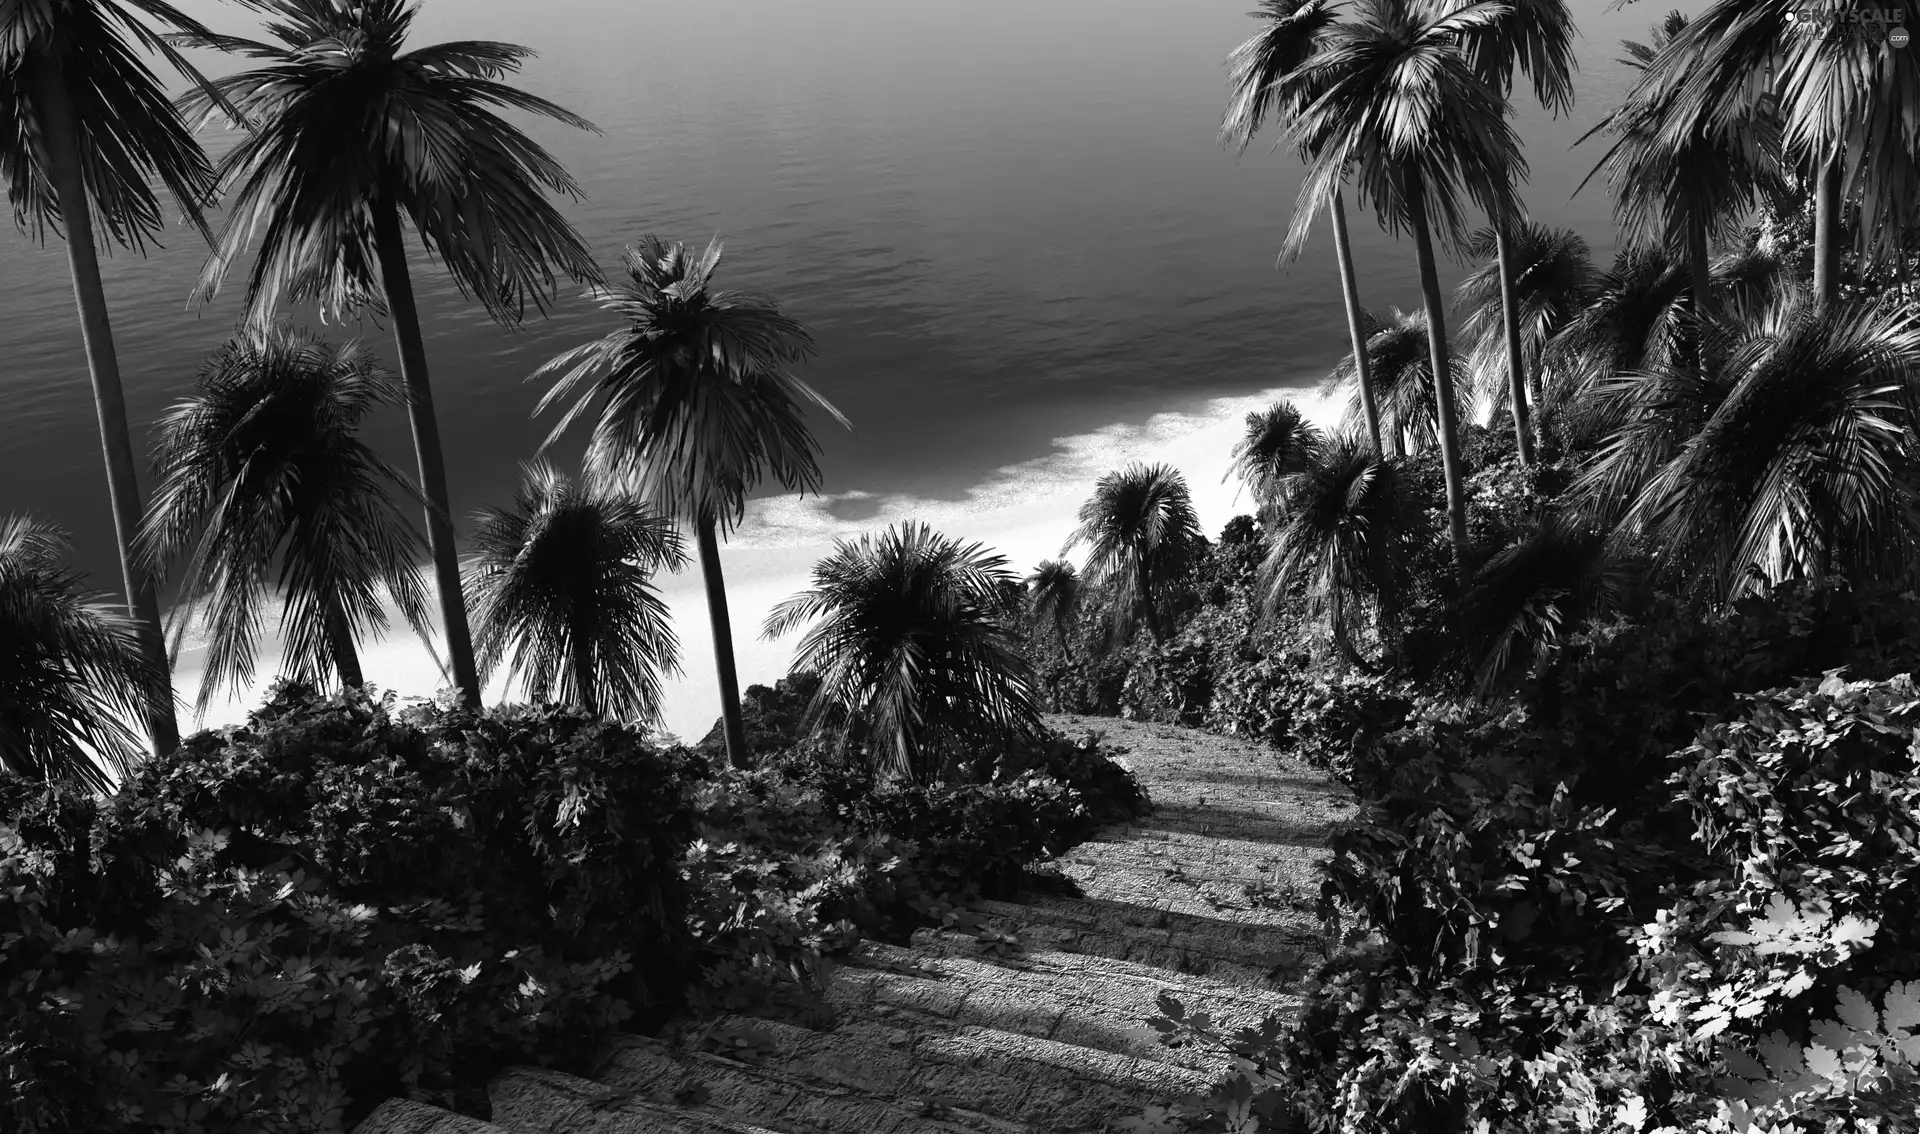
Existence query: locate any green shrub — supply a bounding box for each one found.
[0,683,703,1134]
[1207,661,1415,777]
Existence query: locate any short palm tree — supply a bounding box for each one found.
[1064,463,1205,646]
[1455,223,1596,431]
[1455,517,1631,695]
[532,235,850,769]
[1325,308,1465,457]
[139,325,433,718]
[1225,400,1325,514]
[1283,0,1524,577]
[173,0,605,707]
[1576,11,1783,320]
[1650,1,1920,307]
[1581,291,1920,602]
[0,515,168,791]
[1024,559,1083,663]
[763,523,1041,784]
[0,0,234,754]
[1223,0,1384,454]
[1256,433,1418,666]
[463,461,685,722]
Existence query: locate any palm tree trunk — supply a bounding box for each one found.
[1813,158,1842,307]
[1056,626,1076,665]
[1330,190,1384,455]
[325,601,363,688]
[569,626,599,718]
[696,513,749,768]
[1135,552,1162,643]
[372,204,481,708]
[1404,173,1471,582]
[34,60,179,757]
[1493,222,1536,466]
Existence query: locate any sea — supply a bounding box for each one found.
[0,0,1697,742]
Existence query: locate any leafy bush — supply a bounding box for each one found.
[1207,661,1415,778]
[1,683,704,1134]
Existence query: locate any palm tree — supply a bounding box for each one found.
[1063,462,1205,646]
[532,236,851,770]
[463,461,685,722]
[1455,517,1631,695]
[1576,11,1783,321]
[1284,0,1524,578]
[1256,433,1419,666]
[0,515,168,791]
[1325,307,1466,458]
[1025,559,1083,663]
[763,523,1041,784]
[1579,290,1920,602]
[1453,0,1577,467]
[1455,223,1596,433]
[1225,400,1326,513]
[1223,0,1384,455]
[138,326,434,718]
[0,0,235,755]
[172,0,605,708]
[1650,1,1920,308]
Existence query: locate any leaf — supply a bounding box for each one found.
[1882,981,1920,1032]
[1835,986,1880,1035]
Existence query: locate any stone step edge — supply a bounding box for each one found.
[488,1064,794,1134]
[352,1098,513,1134]
[593,1033,1033,1134]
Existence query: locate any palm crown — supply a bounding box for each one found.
[535,235,850,529]
[173,0,601,322]
[1064,462,1205,645]
[464,461,685,722]
[138,326,433,716]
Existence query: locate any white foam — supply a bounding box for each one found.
[174,382,1343,742]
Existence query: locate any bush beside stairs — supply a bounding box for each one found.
[352,716,1356,1134]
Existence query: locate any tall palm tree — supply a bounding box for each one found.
[1256,433,1418,666]
[1284,0,1524,578]
[532,236,850,770]
[1576,11,1783,322]
[763,523,1041,784]
[138,325,432,718]
[463,461,685,722]
[0,0,234,755]
[1325,307,1466,458]
[1063,462,1205,646]
[1454,0,1578,466]
[1455,223,1596,431]
[0,515,168,791]
[1223,0,1384,454]
[172,0,605,707]
[1649,0,1920,308]
[1024,559,1083,663]
[1579,290,1920,602]
[1225,400,1326,513]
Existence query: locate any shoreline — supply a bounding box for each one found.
[170,379,1347,743]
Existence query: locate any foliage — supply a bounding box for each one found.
[0,683,704,1134]
[1207,662,1414,781]
[0,516,169,790]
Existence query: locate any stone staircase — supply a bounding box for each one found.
[352,715,1355,1134]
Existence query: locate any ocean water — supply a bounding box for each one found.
[0,0,1694,740]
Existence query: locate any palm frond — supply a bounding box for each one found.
[1225,400,1326,510]
[1455,222,1597,422]
[1062,462,1205,645]
[1324,306,1464,454]
[1221,0,1339,153]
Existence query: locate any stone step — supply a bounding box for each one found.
[690,1013,1211,1134]
[353,1099,516,1134]
[486,1066,795,1134]
[936,896,1314,985]
[591,1032,1030,1134]
[835,941,1300,1074]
